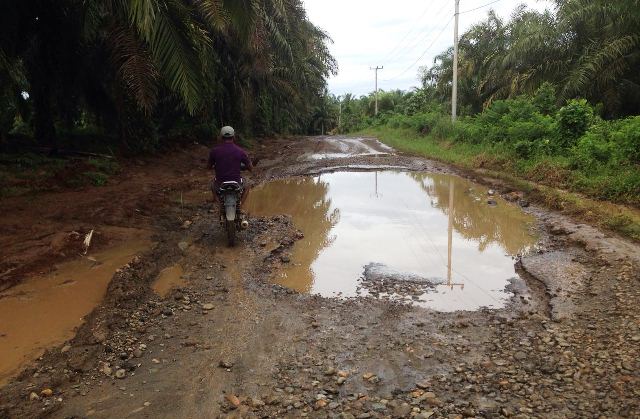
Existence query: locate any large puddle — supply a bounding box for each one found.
[0,235,150,385]
[245,171,538,311]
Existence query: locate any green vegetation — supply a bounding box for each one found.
[310,1,639,239]
[0,0,337,153]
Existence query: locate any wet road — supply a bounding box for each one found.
[1,136,638,419]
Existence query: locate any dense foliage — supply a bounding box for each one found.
[328,1,639,207]
[0,0,337,151]
[422,0,640,118]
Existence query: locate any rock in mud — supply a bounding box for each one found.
[225,394,241,409]
[201,303,214,310]
[40,389,53,397]
[218,360,234,369]
[415,379,430,390]
[115,369,126,379]
[362,263,443,285]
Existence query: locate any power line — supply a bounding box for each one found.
[383,15,454,82]
[383,1,449,63]
[381,2,439,62]
[461,0,503,14]
[386,2,453,63]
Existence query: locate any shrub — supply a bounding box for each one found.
[557,99,593,146]
[610,116,640,165]
[532,82,557,115]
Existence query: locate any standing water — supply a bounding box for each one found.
[0,235,150,384]
[245,171,537,311]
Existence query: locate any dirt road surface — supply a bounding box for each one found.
[0,136,638,418]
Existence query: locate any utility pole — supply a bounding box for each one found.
[452,0,460,122]
[370,66,383,115]
[338,96,342,130]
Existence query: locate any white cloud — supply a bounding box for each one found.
[303,0,554,96]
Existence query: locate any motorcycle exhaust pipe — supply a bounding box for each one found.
[240,219,249,229]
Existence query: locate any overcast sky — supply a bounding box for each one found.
[303,0,554,97]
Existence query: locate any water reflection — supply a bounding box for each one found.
[410,172,535,255]
[245,177,339,292]
[245,171,537,311]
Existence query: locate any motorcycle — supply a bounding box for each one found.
[217,181,249,246]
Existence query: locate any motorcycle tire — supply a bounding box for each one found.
[226,219,236,247]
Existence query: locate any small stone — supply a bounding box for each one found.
[362,372,375,380]
[518,199,530,208]
[115,369,126,379]
[315,399,327,409]
[259,241,268,247]
[488,189,495,195]
[181,220,192,229]
[336,377,347,385]
[218,360,234,369]
[280,255,291,263]
[514,351,527,361]
[324,367,336,376]
[206,276,214,280]
[40,389,53,397]
[100,365,113,376]
[487,199,497,206]
[201,303,214,310]
[337,370,349,378]
[415,379,430,389]
[250,397,265,408]
[372,403,386,411]
[29,392,40,401]
[178,241,189,251]
[328,402,339,409]
[393,403,412,418]
[61,345,71,353]
[225,394,241,409]
[161,308,173,316]
[143,401,151,407]
[133,349,143,358]
[152,358,161,364]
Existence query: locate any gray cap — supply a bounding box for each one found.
[220,126,235,138]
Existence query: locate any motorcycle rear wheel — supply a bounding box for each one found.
[226,219,236,246]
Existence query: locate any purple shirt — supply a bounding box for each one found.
[208,142,250,183]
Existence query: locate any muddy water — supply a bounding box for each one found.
[152,265,185,297]
[245,171,538,311]
[0,236,151,384]
[301,137,393,161]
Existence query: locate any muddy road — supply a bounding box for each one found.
[0,136,638,418]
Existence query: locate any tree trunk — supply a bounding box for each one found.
[32,78,57,153]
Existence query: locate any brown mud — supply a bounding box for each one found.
[0,136,638,418]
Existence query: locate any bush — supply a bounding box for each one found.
[557,99,593,146]
[532,82,557,115]
[610,116,640,165]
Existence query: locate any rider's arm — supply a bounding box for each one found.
[241,151,253,172]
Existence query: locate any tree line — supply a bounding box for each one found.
[0,0,337,152]
[322,0,639,133]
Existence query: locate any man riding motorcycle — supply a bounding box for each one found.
[207,126,253,217]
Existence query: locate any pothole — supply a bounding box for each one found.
[300,137,393,161]
[0,232,151,384]
[152,264,185,297]
[245,171,539,311]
